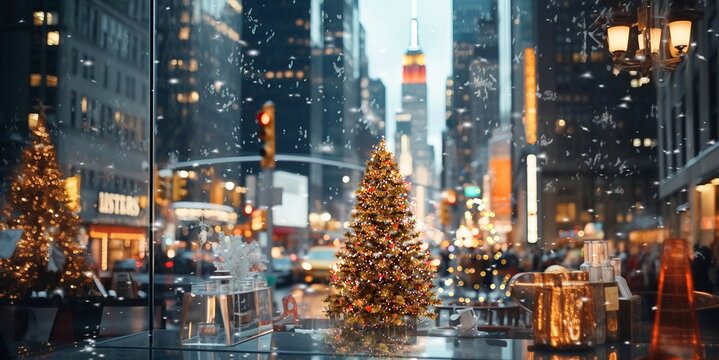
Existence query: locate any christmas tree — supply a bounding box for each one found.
[0,104,91,298]
[324,140,440,328]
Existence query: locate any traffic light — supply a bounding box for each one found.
[172,173,189,201]
[251,209,268,231]
[242,203,254,216]
[157,175,171,206]
[439,190,456,226]
[439,200,451,226]
[257,101,275,168]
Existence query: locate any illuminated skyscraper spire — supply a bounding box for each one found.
[403,0,425,84]
[409,0,420,51]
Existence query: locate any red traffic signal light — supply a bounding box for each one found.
[257,101,276,168]
[243,203,254,215]
[257,111,272,126]
[442,190,457,205]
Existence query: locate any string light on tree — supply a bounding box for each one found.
[324,140,440,328]
[0,103,91,298]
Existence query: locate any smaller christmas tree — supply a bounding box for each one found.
[0,103,91,298]
[324,140,440,328]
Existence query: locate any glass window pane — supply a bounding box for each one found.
[2,0,718,358]
[0,0,150,357]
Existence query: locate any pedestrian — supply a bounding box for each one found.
[691,244,713,292]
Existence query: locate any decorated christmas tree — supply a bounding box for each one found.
[324,140,440,328]
[0,104,91,298]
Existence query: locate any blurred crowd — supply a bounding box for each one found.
[506,242,719,294]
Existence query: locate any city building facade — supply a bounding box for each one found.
[0,0,151,273]
[656,0,719,250]
[508,0,660,248]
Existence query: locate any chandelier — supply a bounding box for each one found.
[603,0,703,78]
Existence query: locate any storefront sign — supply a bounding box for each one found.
[527,154,538,244]
[524,47,537,144]
[98,192,141,216]
[64,175,81,212]
[173,203,238,224]
[464,186,481,198]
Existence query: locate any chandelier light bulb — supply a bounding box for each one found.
[607,25,630,53]
[669,20,692,52]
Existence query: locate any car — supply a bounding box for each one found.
[272,256,297,286]
[112,258,146,273]
[159,250,215,277]
[300,246,339,283]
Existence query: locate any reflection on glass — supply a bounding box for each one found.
[0,0,717,358]
[326,322,418,358]
[0,0,150,357]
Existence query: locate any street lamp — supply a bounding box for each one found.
[603,0,702,78]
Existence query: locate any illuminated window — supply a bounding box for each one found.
[633,138,641,147]
[81,97,88,113]
[555,202,576,223]
[33,11,45,25]
[590,52,605,62]
[29,74,42,87]
[46,75,58,87]
[179,27,190,40]
[284,70,293,78]
[188,59,198,72]
[47,31,60,46]
[266,71,275,79]
[27,113,39,129]
[226,0,243,13]
[296,70,304,78]
[188,91,200,103]
[33,11,56,25]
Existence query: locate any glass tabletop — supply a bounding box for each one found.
[23,329,713,360]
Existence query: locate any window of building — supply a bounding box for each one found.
[71,48,78,75]
[29,74,42,87]
[178,26,190,40]
[46,31,60,46]
[103,63,109,88]
[70,91,76,127]
[555,202,576,223]
[33,11,58,26]
[82,54,89,79]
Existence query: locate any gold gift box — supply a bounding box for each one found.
[511,271,597,349]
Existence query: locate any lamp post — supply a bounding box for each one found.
[603,0,702,79]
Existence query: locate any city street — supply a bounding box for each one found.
[1,0,718,359]
[273,283,333,320]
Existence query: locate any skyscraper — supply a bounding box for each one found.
[155,0,243,166]
[396,0,433,223]
[239,0,312,176]
[311,0,374,224]
[445,0,499,193]
[508,0,659,247]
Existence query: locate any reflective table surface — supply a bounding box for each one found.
[28,329,719,360]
